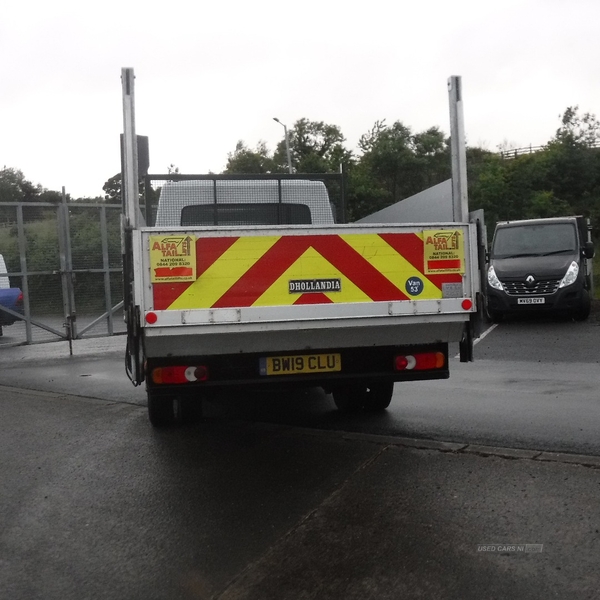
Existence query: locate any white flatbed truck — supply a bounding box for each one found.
[120,70,481,427]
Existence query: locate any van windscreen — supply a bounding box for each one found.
[180,203,312,226]
[492,223,577,258]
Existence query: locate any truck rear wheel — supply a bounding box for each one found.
[363,382,394,411]
[332,382,394,412]
[332,386,365,413]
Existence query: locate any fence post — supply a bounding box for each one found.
[16,205,32,343]
[59,188,77,347]
[100,206,114,335]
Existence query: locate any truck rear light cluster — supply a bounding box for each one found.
[394,352,445,371]
[151,365,209,384]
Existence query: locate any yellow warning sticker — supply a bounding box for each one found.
[150,235,196,282]
[423,230,465,274]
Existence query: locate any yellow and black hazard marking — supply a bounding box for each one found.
[151,231,465,310]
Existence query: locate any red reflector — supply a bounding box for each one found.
[152,366,188,384]
[394,352,445,371]
[152,365,209,384]
[395,356,410,371]
[145,312,158,324]
[461,299,473,311]
[194,366,209,381]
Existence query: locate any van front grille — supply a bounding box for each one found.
[502,279,561,296]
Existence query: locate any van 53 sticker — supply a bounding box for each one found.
[150,235,197,282]
[423,230,465,274]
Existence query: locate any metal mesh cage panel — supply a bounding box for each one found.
[145,175,345,228]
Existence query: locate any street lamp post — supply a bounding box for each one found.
[273,117,293,174]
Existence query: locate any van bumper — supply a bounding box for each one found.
[486,283,587,317]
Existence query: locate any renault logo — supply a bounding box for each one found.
[525,275,536,287]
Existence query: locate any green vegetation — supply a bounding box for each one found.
[223,107,600,235]
[2,105,600,310]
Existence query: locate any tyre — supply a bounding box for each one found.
[333,382,394,413]
[332,386,365,413]
[362,382,394,412]
[147,392,176,428]
[574,289,591,321]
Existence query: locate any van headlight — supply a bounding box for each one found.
[558,261,579,288]
[487,265,503,291]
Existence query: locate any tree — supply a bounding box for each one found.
[469,106,600,238]
[553,106,600,147]
[103,173,122,203]
[224,141,276,173]
[0,167,40,203]
[348,120,452,220]
[273,119,353,174]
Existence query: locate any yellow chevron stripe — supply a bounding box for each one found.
[339,233,442,299]
[253,247,371,306]
[168,235,280,309]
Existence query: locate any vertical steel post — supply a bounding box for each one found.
[16,205,32,343]
[59,187,77,345]
[340,163,346,224]
[448,76,469,223]
[100,206,114,335]
[121,68,139,229]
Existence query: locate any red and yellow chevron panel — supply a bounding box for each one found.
[150,231,465,311]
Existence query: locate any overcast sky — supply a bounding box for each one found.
[1,0,598,199]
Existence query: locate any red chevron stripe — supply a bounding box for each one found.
[309,236,407,302]
[153,282,193,310]
[153,236,239,309]
[380,232,462,289]
[293,293,333,305]
[213,235,407,307]
[212,236,309,308]
[196,236,239,278]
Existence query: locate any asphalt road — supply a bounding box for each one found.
[1,314,600,599]
[2,312,599,456]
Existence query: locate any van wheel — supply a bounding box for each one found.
[147,392,176,427]
[363,383,394,412]
[332,386,365,413]
[574,290,591,321]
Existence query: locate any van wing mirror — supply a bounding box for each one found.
[584,241,595,259]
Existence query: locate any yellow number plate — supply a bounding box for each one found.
[260,353,341,376]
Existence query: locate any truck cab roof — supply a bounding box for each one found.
[154,179,335,228]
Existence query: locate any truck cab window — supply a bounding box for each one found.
[180,203,312,226]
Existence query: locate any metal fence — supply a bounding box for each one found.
[499,140,600,159]
[0,195,124,347]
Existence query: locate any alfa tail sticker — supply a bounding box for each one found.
[423,230,465,274]
[150,235,197,282]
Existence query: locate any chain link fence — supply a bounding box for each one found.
[0,199,124,347]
